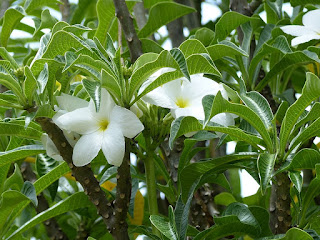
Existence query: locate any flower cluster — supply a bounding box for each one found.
[44,70,235,167]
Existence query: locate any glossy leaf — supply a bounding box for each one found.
[7,192,92,239]
[278,228,313,240]
[0,123,42,140]
[21,181,38,207]
[289,149,320,170]
[257,153,276,194]
[280,73,320,156]
[138,2,195,38]
[24,0,61,13]
[207,40,248,61]
[82,79,101,112]
[186,54,221,77]
[179,39,208,58]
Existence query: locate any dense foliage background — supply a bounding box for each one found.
[1,0,320,239]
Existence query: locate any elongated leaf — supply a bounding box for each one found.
[21,181,38,207]
[7,192,92,239]
[279,73,320,156]
[256,50,320,91]
[24,0,61,13]
[23,66,38,105]
[70,0,92,24]
[0,123,42,140]
[0,48,19,69]
[289,117,320,153]
[150,215,178,240]
[37,63,49,94]
[0,73,25,105]
[195,28,215,47]
[279,228,313,240]
[0,191,30,231]
[169,116,265,150]
[179,39,208,58]
[180,152,257,202]
[0,145,45,167]
[82,79,101,112]
[290,0,320,6]
[95,0,115,46]
[257,153,276,194]
[42,31,91,59]
[33,9,58,36]
[289,171,302,192]
[138,2,195,38]
[214,192,236,206]
[170,48,190,81]
[0,6,25,47]
[36,154,59,200]
[203,93,273,151]
[129,50,179,99]
[207,40,248,61]
[239,78,273,129]
[289,149,320,170]
[101,69,121,100]
[213,12,254,42]
[186,54,221,76]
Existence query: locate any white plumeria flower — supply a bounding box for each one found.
[55,88,144,167]
[42,94,88,161]
[142,70,235,129]
[280,9,320,46]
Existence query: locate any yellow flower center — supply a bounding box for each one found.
[175,97,190,108]
[99,119,109,131]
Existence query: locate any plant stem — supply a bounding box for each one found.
[145,150,161,236]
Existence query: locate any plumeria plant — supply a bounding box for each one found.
[1,0,320,239]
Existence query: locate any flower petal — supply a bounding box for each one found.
[143,86,177,109]
[280,25,316,37]
[302,9,320,33]
[72,131,103,166]
[41,134,63,161]
[291,35,320,46]
[101,123,125,166]
[56,93,89,112]
[55,107,99,134]
[110,106,144,138]
[89,88,115,120]
[173,106,205,120]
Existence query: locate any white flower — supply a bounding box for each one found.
[42,94,87,161]
[55,89,144,167]
[280,9,320,46]
[142,71,235,129]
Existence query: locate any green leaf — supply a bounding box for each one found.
[0,72,26,105]
[0,122,43,140]
[239,78,273,129]
[213,12,254,42]
[101,69,121,101]
[21,181,38,207]
[138,2,195,38]
[289,171,302,192]
[202,93,273,151]
[23,66,38,106]
[70,0,92,24]
[207,40,248,61]
[0,6,25,47]
[0,190,30,232]
[290,0,320,7]
[95,0,115,46]
[82,79,101,112]
[170,48,190,81]
[257,153,276,195]
[129,50,179,99]
[169,116,265,151]
[0,145,45,167]
[195,28,215,47]
[7,192,92,239]
[186,54,221,76]
[279,73,320,156]
[36,154,59,201]
[24,0,61,13]
[33,9,58,36]
[179,39,208,58]
[37,63,49,94]
[180,151,257,202]
[0,48,20,69]
[150,215,178,240]
[214,192,236,206]
[278,228,313,240]
[3,164,24,192]
[256,50,320,91]
[289,149,320,170]
[141,38,164,54]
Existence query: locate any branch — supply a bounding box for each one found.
[35,118,116,236]
[59,0,70,22]
[113,0,142,62]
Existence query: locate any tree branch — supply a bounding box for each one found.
[35,118,117,236]
[113,0,142,62]
[59,0,70,22]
